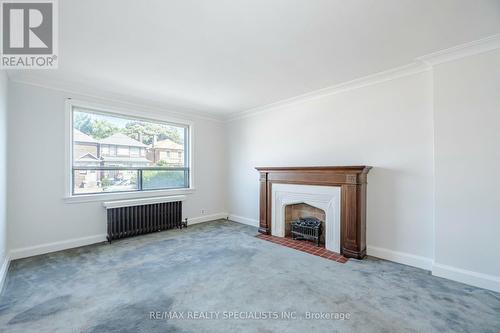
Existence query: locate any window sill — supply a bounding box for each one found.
[63,187,195,204]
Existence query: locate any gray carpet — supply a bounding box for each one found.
[0,220,499,333]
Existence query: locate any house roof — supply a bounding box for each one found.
[154,139,184,150]
[77,152,99,161]
[73,129,98,143]
[99,133,148,148]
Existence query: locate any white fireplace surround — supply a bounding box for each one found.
[271,184,341,253]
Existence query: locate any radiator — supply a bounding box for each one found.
[106,201,182,242]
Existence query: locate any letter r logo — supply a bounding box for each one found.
[2,1,53,54]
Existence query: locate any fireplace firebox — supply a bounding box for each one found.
[291,217,322,247]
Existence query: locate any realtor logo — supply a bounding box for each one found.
[1,0,58,68]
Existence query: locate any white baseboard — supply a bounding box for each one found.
[228,214,259,227]
[0,253,10,294]
[367,245,433,271]
[432,263,500,293]
[367,246,500,292]
[187,212,228,225]
[8,213,228,261]
[9,234,107,260]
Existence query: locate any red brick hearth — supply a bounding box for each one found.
[256,234,348,263]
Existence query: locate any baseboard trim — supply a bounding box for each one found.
[187,212,228,225]
[367,246,500,292]
[432,263,500,293]
[9,213,228,261]
[367,245,433,270]
[9,234,108,260]
[228,214,259,227]
[0,253,10,294]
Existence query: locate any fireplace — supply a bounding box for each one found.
[256,166,371,259]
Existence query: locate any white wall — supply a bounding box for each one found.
[227,71,436,265]
[0,71,8,282]
[7,82,227,256]
[433,49,500,286]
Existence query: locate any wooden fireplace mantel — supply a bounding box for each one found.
[255,166,372,259]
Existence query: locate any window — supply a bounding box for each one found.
[117,146,129,156]
[130,147,140,157]
[71,105,190,195]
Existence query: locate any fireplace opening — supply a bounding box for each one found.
[285,203,326,247]
[291,217,322,247]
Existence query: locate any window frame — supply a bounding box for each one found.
[64,99,195,203]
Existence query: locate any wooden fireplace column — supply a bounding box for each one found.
[255,166,372,259]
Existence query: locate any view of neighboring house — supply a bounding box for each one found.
[73,129,101,189]
[73,130,184,191]
[99,133,150,168]
[147,137,185,167]
[73,129,99,164]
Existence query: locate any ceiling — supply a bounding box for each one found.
[7,0,500,118]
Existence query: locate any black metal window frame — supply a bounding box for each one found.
[70,107,191,196]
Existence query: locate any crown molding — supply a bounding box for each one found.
[7,34,500,123]
[227,61,431,122]
[228,34,500,122]
[417,34,500,66]
[6,73,226,123]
